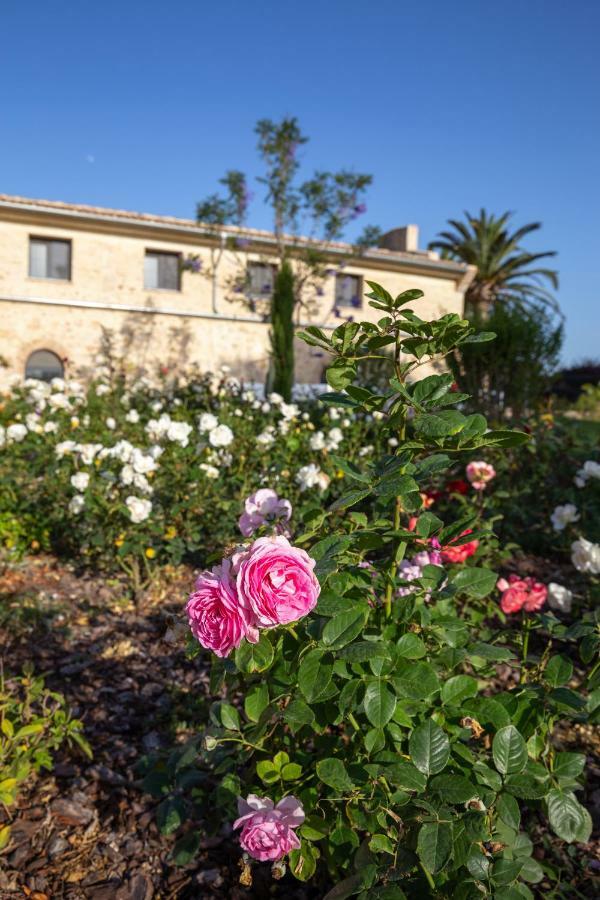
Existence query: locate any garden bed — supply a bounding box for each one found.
[0,556,318,898]
[1,554,598,898]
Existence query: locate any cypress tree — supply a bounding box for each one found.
[268,259,295,401]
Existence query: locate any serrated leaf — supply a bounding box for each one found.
[322,608,367,650]
[409,720,450,775]
[450,567,497,599]
[298,649,334,702]
[364,680,396,728]
[317,757,355,792]
[234,634,274,673]
[547,789,593,843]
[417,821,452,873]
[493,726,528,775]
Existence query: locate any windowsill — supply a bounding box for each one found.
[144,287,182,293]
[28,276,72,284]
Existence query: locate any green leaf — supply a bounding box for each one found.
[364,680,397,728]
[493,726,528,775]
[298,649,334,702]
[396,633,426,659]
[462,331,496,343]
[289,839,319,882]
[492,858,524,886]
[256,760,280,784]
[329,488,372,512]
[284,699,315,732]
[235,634,274,673]
[430,774,478,803]
[417,821,452,873]
[328,455,371,484]
[385,760,427,792]
[171,830,200,865]
[338,641,391,662]
[441,675,479,706]
[553,752,585,780]
[467,845,491,880]
[282,763,302,781]
[497,793,521,831]
[369,833,395,855]
[220,703,240,731]
[409,720,450,775]
[547,789,593,843]
[322,608,367,650]
[545,655,573,687]
[504,775,548,800]
[450,567,497,599]
[156,797,185,835]
[317,757,355,793]
[244,684,269,723]
[393,661,440,700]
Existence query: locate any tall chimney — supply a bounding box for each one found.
[379,225,419,253]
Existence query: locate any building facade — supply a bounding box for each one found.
[0,194,474,386]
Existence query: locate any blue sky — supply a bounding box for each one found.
[1,0,598,362]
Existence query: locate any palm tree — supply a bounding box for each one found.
[429,210,559,317]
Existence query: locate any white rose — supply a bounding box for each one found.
[125,496,152,523]
[96,383,110,396]
[44,421,58,434]
[547,582,573,614]
[68,495,85,515]
[208,424,234,448]
[55,440,77,457]
[571,537,600,574]
[7,424,28,443]
[70,472,90,492]
[199,463,220,479]
[120,464,135,485]
[126,409,140,424]
[198,412,219,433]
[106,417,116,430]
[550,503,579,532]
[256,430,275,446]
[309,431,326,451]
[296,463,328,492]
[167,421,193,447]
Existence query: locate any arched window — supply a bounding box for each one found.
[25,349,64,382]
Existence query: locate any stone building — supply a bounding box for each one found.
[0,194,474,386]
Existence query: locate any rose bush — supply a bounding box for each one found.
[137,283,598,897]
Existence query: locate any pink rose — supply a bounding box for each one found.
[238,488,292,537]
[186,559,258,657]
[236,535,320,627]
[466,461,496,491]
[234,794,304,862]
[497,573,547,614]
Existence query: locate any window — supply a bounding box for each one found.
[144,251,181,291]
[29,237,71,280]
[335,273,362,308]
[247,262,276,299]
[25,349,64,382]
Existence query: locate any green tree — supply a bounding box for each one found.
[429,209,559,316]
[196,117,378,394]
[449,301,563,420]
[267,260,295,399]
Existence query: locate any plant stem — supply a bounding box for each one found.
[521,618,531,683]
[384,497,402,618]
[348,712,360,732]
[420,861,436,891]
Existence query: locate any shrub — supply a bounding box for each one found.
[0,664,91,849]
[449,302,563,420]
[157,283,595,896]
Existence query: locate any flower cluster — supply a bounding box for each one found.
[186,534,320,657]
[497,574,547,614]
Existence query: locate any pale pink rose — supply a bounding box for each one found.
[233,794,304,862]
[466,461,496,491]
[186,559,258,657]
[522,579,547,612]
[236,535,320,627]
[238,488,292,537]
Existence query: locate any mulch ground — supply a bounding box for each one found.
[0,554,598,899]
[0,556,318,900]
